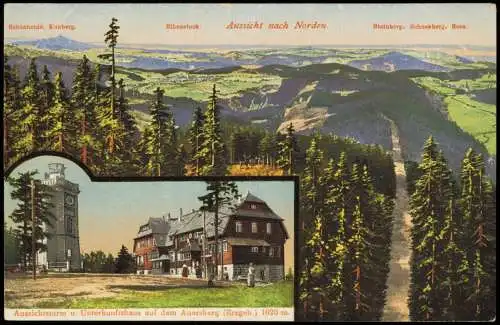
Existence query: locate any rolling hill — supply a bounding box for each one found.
[4,44,496,181]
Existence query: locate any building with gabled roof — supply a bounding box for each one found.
[133,191,289,282]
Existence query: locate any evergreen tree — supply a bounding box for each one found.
[198,181,240,279]
[98,17,120,119]
[189,106,205,175]
[323,153,352,320]
[107,78,139,175]
[39,65,54,149]
[3,57,23,168]
[178,143,188,176]
[299,135,325,320]
[438,175,470,321]
[408,137,452,321]
[4,224,19,265]
[19,58,43,154]
[343,164,383,321]
[6,171,55,270]
[115,245,135,273]
[46,72,78,153]
[145,87,178,176]
[73,55,99,167]
[259,131,277,166]
[135,126,153,176]
[104,253,116,273]
[198,84,227,175]
[277,123,299,175]
[460,149,496,320]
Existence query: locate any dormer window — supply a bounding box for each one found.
[266,223,272,234]
[250,204,257,210]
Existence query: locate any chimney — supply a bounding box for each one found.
[179,208,183,222]
[192,208,195,213]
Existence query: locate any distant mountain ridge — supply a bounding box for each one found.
[9,35,95,51]
[6,36,495,73]
[348,51,450,72]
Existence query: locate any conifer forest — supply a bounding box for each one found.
[3,16,496,322]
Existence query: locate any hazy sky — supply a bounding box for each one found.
[4,3,496,47]
[3,156,295,271]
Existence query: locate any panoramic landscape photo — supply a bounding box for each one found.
[3,3,496,322]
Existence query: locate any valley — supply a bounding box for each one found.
[3,37,497,181]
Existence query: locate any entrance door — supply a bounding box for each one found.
[162,260,170,273]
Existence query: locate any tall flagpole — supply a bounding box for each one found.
[31,180,37,280]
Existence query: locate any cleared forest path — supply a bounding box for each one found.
[381,115,412,321]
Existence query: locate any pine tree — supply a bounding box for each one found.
[135,126,153,176]
[6,171,55,270]
[460,149,496,320]
[39,65,54,149]
[115,245,135,273]
[343,164,383,321]
[199,84,227,175]
[3,56,23,168]
[408,137,451,321]
[98,17,120,119]
[198,181,240,279]
[299,135,325,320]
[4,224,20,265]
[178,143,188,176]
[73,55,99,168]
[323,153,352,320]
[438,175,470,321]
[19,58,43,155]
[277,123,299,175]
[189,106,205,175]
[259,131,277,166]
[108,78,139,175]
[46,72,78,153]
[145,87,178,176]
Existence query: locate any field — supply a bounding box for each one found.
[412,75,497,155]
[4,273,293,309]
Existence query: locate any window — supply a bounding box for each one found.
[65,216,72,234]
[251,246,259,253]
[269,247,274,257]
[262,247,267,253]
[236,221,243,233]
[250,204,257,210]
[277,247,281,257]
[266,223,272,234]
[153,238,156,246]
[223,241,228,252]
[251,222,258,233]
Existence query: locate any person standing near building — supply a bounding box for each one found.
[247,262,255,287]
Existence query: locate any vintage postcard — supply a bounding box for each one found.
[3,3,497,322]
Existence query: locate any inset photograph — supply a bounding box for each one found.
[4,156,295,321]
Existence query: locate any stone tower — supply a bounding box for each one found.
[37,163,81,271]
